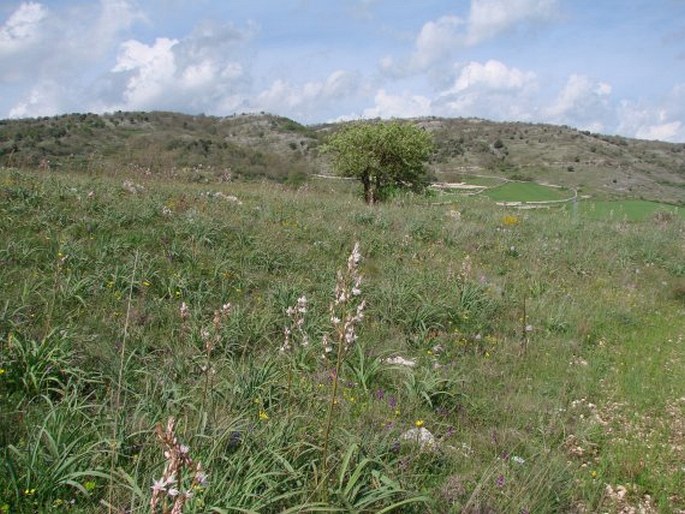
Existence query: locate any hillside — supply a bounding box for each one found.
[1,167,684,512]
[1,111,684,203]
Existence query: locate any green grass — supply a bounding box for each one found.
[484,181,572,202]
[577,199,685,222]
[1,167,684,513]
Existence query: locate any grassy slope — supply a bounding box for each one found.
[0,168,684,513]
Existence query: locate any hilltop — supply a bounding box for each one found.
[1,111,684,203]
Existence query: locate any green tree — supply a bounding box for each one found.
[324,121,433,204]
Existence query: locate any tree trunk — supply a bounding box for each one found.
[362,173,374,205]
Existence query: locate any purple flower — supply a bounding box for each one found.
[375,388,385,401]
[496,474,505,488]
[387,395,397,409]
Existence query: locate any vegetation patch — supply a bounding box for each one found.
[0,167,684,513]
[484,181,572,202]
[577,199,685,221]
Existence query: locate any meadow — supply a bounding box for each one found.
[1,166,684,513]
[483,182,571,203]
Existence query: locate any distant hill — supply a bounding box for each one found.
[1,111,684,203]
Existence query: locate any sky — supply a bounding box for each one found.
[1,1,685,142]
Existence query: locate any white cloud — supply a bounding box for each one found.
[543,74,613,131]
[100,21,256,114]
[617,85,685,142]
[362,89,432,119]
[431,59,538,121]
[112,37,178,107]
[466,0,559,45]
[381,0,560,77]
[636,120,682,141]
[254,70,360,120]
[450,59,537,93]
[0,2,47,56]
[8,80,63,118]
[411,15,463,70]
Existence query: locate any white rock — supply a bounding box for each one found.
[385,356,417,368]
[400,427,436,449]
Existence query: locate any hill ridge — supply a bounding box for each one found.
[1,111,683,203]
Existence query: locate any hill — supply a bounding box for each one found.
[1,111,684,203]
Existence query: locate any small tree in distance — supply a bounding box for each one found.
[324,121,433,204]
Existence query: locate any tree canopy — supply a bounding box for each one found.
[324,121,433,204]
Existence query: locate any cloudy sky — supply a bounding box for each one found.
[2,1,684,141]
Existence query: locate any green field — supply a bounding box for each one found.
[484,181,572,202]
[1,167,684,513]
[577,199,685,222]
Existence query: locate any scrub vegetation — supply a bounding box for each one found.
[1,159,684,512]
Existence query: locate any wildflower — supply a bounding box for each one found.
[195,471,208,487]
[496,474,505,488]
[282,295,308,352]
[259,410,269,421]
[591,470,598,478]
[415,419,425,428]
[151,478,168,493]
[143,280,151,287]
[83,480,97,491]
[512,455,525,465]
[502,215,519,226]
[0,368,5,376]
[23,488,36,496]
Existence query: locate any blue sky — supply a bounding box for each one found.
[1,0,684,141]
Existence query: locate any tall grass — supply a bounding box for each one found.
[1,166,684,512]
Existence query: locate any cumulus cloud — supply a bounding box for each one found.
[101,21,256,114]
[431,59,538,120]
[4,0,145,117]
[617,84,685,142]
[112,37,178,108]
[381,0,560,77]
[466,0,559,45]
[410,15,464,71]
[449,59,537,93]
[362,89,432,119]
[543,74,614,132]
[254,70,361,121]
[8,80,64,118]
[0,2,47,56]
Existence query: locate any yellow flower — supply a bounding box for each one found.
[502,215,520,226]
[259,410,269,421]
[591,470,597,478]
[0,368,5,376]
[415,419,425,428]
[142,280,151,287]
